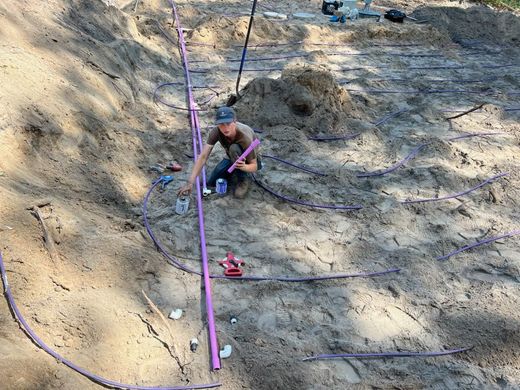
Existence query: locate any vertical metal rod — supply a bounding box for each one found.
[235,0,259,99]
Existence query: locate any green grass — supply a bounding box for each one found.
[480,0,520,10]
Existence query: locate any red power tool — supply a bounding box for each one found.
[218,251,244,277]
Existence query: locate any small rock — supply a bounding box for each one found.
[168,309,183,320]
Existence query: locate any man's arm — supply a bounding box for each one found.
[234,158,257,173]
[178,144,214,196]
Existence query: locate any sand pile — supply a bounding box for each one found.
[234,65,368,136]
[413,5,520,45]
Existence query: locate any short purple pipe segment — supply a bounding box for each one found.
[227,138,260,173]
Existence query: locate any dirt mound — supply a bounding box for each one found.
[413,5,520,45]
[234,65,367,136]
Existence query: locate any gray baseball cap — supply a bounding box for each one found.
[215,106,236,125]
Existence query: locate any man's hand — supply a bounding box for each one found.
[235,158,246,171]
[177,182,193,197]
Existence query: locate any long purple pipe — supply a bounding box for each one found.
[436,230,520,261]
[0,253,221,390]
[262,154,327,176]
[308,132,360,142]
[227,138,260,173]
[303,347,472,361]
[168,0,220,371]
[346,88,492,95]
[252,175,363,210]
[400,172,508,204]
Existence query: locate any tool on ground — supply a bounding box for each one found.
[227,138,261,174]
[321,0,343,15]
[149,161,183,174]
[359,0,381,18]
[330,0,359,23]
[330,14,347,23]
[153,175,174,190]
[203,187,212,197]
[384,9,406,23]
[219,251,245,277]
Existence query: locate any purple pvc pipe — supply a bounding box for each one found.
[153,83,207,112]
[357,143,429,178]
[303,347,472,361]
[226,53,309,62]
[436,230,520,261]
[252,174,363,210]
[262,154,327,176]
[0,253,221,390]
[346,88,489,95]
[373,108,408,127]
[227,138,260,173]
[169,0,220,371]
[211,268,400,282]
[308,133,360,142]
[400,172,508,204]
[358,132,503,178]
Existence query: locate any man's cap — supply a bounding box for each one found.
[215,106,236,125]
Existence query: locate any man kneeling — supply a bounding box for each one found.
[178,107,260,199]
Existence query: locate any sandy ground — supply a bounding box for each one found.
[0,0,519,389]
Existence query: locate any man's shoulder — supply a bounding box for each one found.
[236,122,254,136]
[207,126,220,144]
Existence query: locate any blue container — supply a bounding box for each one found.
[216,178,227,195]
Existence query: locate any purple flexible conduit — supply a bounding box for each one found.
[0,253,221,390]
[400,172,508,204]
[373,108,408,127]
[303,347,472,361]
[168,0,219,370]
[262,154,327,176]
[436,230,520,261]
[357,143,428,178]
[251,175,363,210]
[143,179,399,281]
[307,133,360,142]
[153,83,207,112]
[345,88,493,95]
[357,132,503,178]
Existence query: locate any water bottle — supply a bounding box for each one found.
[216,178,227,196]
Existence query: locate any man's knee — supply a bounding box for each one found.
[229,144,244,160]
